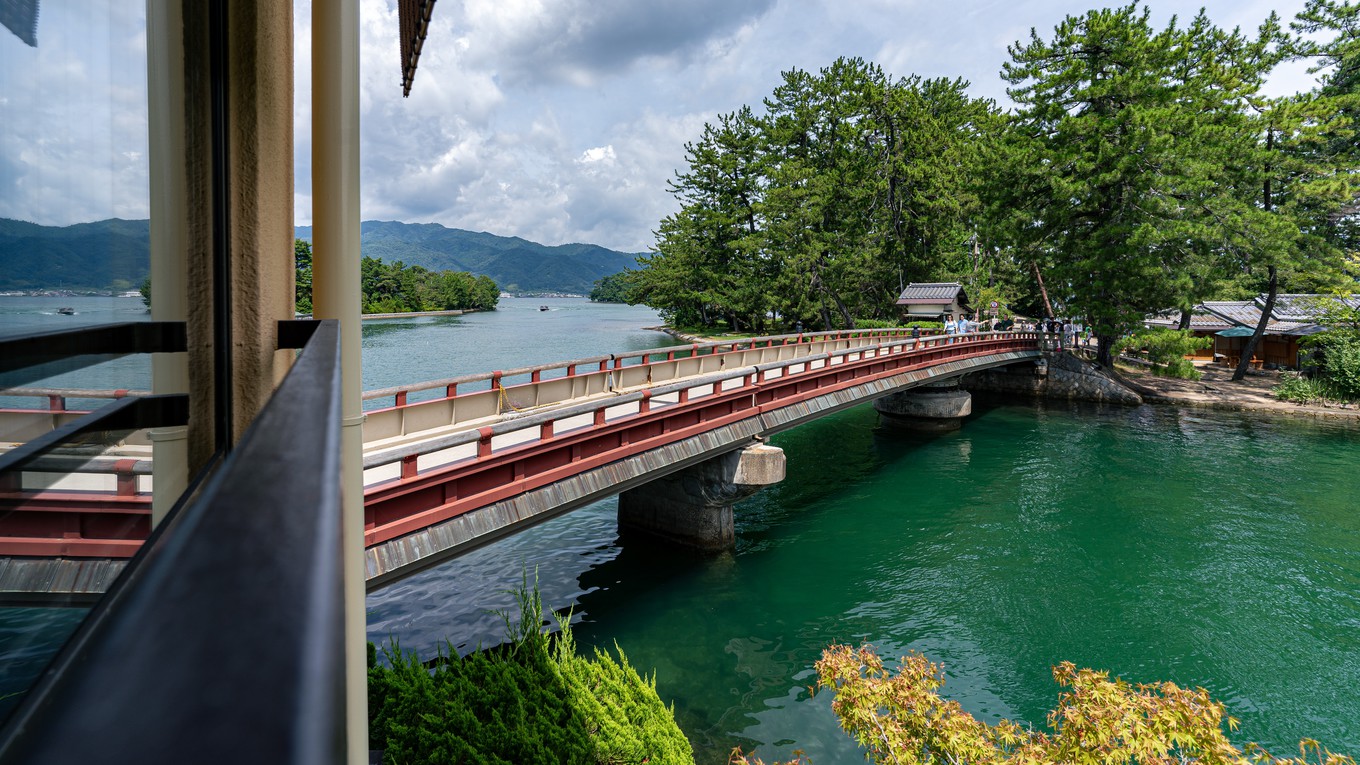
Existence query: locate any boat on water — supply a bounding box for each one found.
[538,305,549,312]
[57,307,75,315]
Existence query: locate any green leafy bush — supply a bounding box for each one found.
[554,629,694,764]
[368,584,694,765]
[1160,357,1201,380]
[1119,329,1209,380]
[1320,333,1360,399]
[851,319,899,329]
[1275,373,1336,403]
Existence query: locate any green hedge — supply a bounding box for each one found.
[369,586,694,765]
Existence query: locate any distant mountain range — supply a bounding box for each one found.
[303,220,640,295]
[0,218,640,295]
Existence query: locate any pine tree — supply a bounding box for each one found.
[998,4,1279,366]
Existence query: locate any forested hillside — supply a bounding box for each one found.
[0,218,149,291]
[296,220,639,295]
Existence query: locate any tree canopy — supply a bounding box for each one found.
[293,239,499,315]
[628,3,1360,354]
[633,59,998,332]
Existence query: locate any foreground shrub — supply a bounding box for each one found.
[1160,356,1201,380]
[554,627,694,764]
[1318,333,1360,400]
[369,585,694,765]
[1276,373,1339,404]
[733,645,1353,765]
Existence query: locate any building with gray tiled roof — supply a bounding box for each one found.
[895,282,971,318]
[1145,293,1349,369]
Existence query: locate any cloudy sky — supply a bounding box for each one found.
[2,0,1323,253]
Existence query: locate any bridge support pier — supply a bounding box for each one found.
[618,443,785,550]
[874,379,972,432]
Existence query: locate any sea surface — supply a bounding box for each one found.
[3,297,1358,763]
[362,301,1360,764]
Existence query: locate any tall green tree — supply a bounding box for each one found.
[638,58,994,331]
[997,4,1280,365]
[1221,3,1360,380]
[1291,0,1360,253]
[639,107,770,329]
[761,58,886,329]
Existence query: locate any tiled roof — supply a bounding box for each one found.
[400,0,439,97]
[895,282,968,305]
[1144,310,1231,331]
[1266,294,1360,322]
[1199,301,1322,335]
[1150,293,1351,336]
[1200,301,1262,326]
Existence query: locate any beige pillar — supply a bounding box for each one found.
[145,0,189,525]
[226,2,296,439]
[179,1,295,467]
[312,1,367,762]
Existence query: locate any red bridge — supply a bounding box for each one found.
[0,329,1041,597]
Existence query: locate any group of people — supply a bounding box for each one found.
[928,314,1091,351]
[943,315,978,335]
[1018,317,1090,349]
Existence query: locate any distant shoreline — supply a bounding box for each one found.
[359,308,477,321]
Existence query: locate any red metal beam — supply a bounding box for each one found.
[0,491,152,558]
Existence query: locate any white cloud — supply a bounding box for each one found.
[2,0,1325,254]
[0,2,149,225]
[578,146,616,165]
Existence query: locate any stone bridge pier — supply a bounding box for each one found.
[873,378,972,431]
[618,442,786,550]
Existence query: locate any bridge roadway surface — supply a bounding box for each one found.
[0,329,1040,597]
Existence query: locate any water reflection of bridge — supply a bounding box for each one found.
[0,329,1041,598]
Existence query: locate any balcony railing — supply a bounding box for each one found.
[0,319,346,764]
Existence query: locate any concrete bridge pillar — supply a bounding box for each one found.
[874,379,972,432]
[618,443,785,550]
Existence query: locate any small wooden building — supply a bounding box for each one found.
[1145,294,1352,369]
[895,282,971,319]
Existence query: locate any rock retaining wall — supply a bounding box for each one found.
[961,351,1142,405]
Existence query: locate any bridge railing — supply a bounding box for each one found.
[0,387,157,457]
[360,331,1040,499]
[360,328,946,448]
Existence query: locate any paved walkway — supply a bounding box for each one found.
[1114,362,1360,421]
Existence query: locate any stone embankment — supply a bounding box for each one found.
[962,351,1143,405]
[646,326,707,343]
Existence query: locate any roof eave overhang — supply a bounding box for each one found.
[399,0,438,97]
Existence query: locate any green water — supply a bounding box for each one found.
[370,394,1360,763]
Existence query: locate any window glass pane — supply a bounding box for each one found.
[0,2,151,722]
